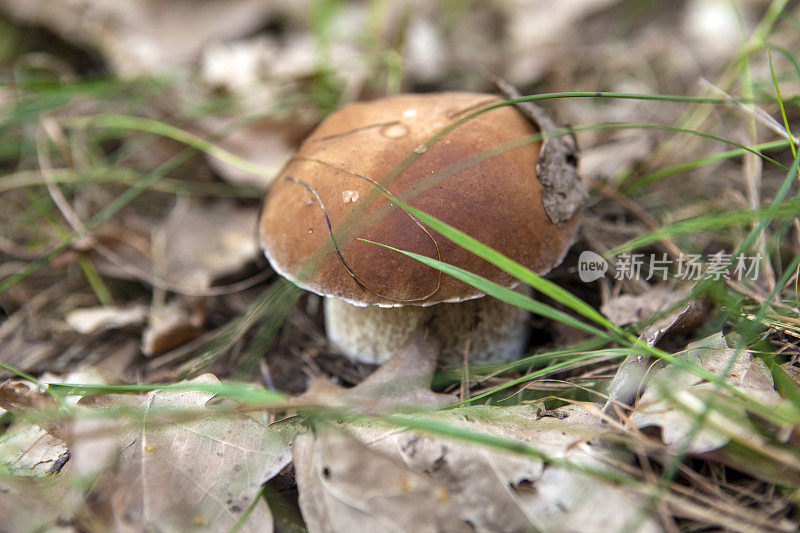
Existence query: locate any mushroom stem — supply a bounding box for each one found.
[324,287,532,365]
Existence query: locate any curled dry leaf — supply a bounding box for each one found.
[631,333,782,454]
[0,371,98,530]
[0,365,120,455]
[0,379,69,445]
[0,367,127,485]
[294,403,659,533]
[604,285,707,410]
[141,298,205,357]
[0,379,54,414]
[65,304,148,335]
[639,297,707,348]
[601,285,691,329]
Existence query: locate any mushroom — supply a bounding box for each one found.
[259,92,582,365]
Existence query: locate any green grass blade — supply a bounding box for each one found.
[47,380,286,404]
[607,200,800,256]
[768,48,797,159]
[370,198,619,333]
[446,349,628,408]
[624,139,790,192]
[63,114,276,179]
[358,238,612,340]
[360,237,793,418]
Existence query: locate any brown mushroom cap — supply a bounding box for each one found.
[259,92,579,307]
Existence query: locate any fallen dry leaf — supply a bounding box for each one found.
[631,333,782,453]
[74,222,154,283]
[138,377,288,530]
[604,285,708,410]
[294,403,659,533]
[369,404,659,533]
[293,426,464,532]
[0,475,75,532]
[77,198,260,297]
[0,421,68,477]
[288,333,657,530]
[601,285,693,330]
[154,200,259,292]
[67,374,291,531]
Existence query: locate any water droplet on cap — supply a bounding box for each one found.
[380,123,409,138]
[342,190,359,203]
